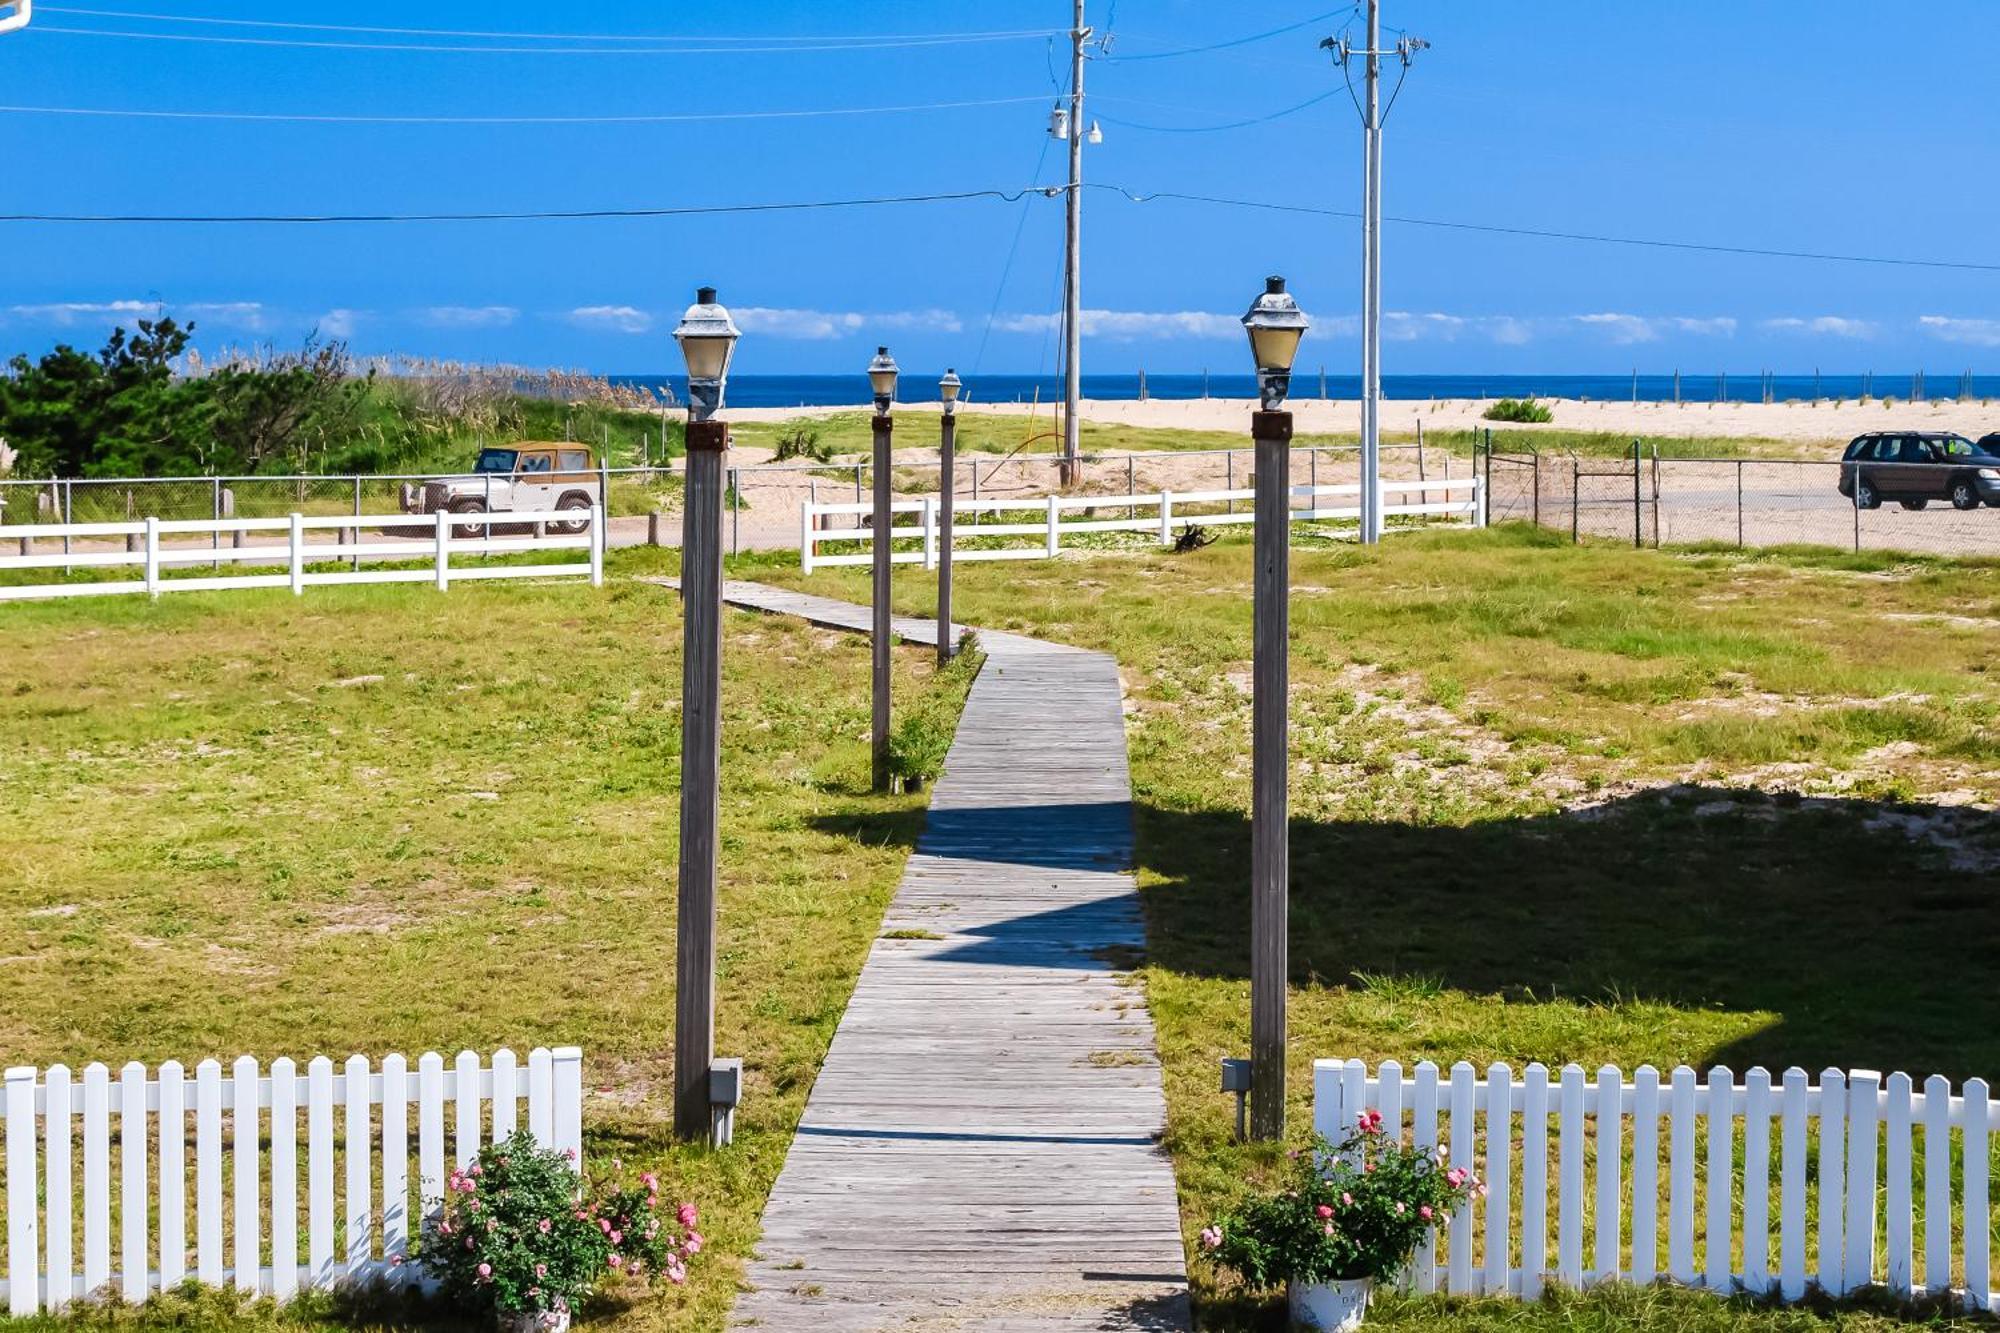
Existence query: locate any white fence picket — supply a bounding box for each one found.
[47,1064,75,1307]
[455,1050,482,1167]
[83,1063,110,1297]
[270,1057,298,1299]
[1520,1064,1549,1298]
[1844,1070,1881,1294]
[1446,1062,1475,1295]
[1779,1067,1808,1300]
[0,1046,585,1312]
[1705,1065,1733,1290]
[1594,1064,1622,1286]
[1967,1078,1991,1311]
[1923,1073,1951,1295]
[1884,1071,1914,1299]
[1630,1065,1660,1286]
[1556,1065,1584,1289]
[1482,1063,1512,1296]
[1411,1061,1439,1293]
[232,1055,260,1293]
[1668,1065,1696,1285]
[1742,1067,1772,1295]
[1311,1059,2000,1312]
[119,1062,148,1303]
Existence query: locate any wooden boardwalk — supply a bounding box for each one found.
[714,581,1190,1331]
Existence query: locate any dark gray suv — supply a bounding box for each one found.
[1838,432,2000,510]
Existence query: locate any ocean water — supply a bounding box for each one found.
[612,372,1999,410]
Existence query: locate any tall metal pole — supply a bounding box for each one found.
[1061,0,1087,489]
[871,409,894,791]
[1360,0,1383,545]
[1250,405,1292,1140]
[675,415,727,1142]
[937,407,957,666]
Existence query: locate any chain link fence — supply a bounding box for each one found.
[1486,451,2000,557]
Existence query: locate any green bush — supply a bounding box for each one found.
[772,420,835,463]
[1482,398,1554,424]
[886,637,984,789]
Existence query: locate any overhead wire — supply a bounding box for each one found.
[1101,8,1348,62]
[1094,88,1340,133]
[0,94,1052,126]
[35,7,1064,44]
[22,24,1060,55]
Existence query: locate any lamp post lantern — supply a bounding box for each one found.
[936,369,962,666]
[0,1,31,34]
[868,346,900,792]
[671,286,741,1144]
[1242,275,1308,1140]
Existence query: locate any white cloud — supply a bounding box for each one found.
[315,309,363,338]
[566,305,654,334]
[415,305,518,329]
[1762,315,1877,338]
[180,302,274,332]
[1918,315,2000,347]
[733,307,961,340]
[998,309,1240,340]
[7,299,159,326]
[1568,312,1735,344]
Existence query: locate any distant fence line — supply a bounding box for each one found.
[1485,451,2000,558]
[0,508,605,602]
[1316,1057,1995,1310]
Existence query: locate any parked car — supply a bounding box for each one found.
[400,445,602,533]
[1837,431,2000,510]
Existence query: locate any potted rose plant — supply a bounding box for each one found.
[419,1133,702,1331]
[1199,1111,1482,1331]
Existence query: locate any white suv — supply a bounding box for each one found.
[402,445,602,533]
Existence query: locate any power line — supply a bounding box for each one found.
[0,94,1051,127]
[1094,88,1340,133]
[0,187,1055,225]
[37,6,1065,44]
[23,23,1056,55]
[1088,185,2000,274]
[1102,8,1348,61]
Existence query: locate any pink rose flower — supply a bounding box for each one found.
[536,1263,547,1279]
[477,1263,491,1279]
[538,1218,552,1234]
[677,1203,700,1229]
[610,1230,623,1245]
[1420,1205,1434,1220]
[1341,1192,1354,1206]
[1315,1204,1333,1219]
[685,1231,703,1255]
[609,1254,623,1269]
[1199,1226,1223,1251]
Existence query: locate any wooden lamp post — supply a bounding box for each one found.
[1242,276,1309,1141]
[936,368,962,664]
[671,287,741,1143]
[868,346,900,792]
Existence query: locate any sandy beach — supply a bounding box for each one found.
[729,395,2000,446]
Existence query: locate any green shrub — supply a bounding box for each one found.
[886,637,984,789]
[772,420,835,463]
[1482,398,1554,424]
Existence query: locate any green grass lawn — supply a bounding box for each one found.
[749,526,2000,1329]
[0,551,969,1330]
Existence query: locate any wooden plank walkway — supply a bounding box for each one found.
[709,580,1191,1332]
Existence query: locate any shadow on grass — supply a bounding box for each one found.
[815,783,2000,1078]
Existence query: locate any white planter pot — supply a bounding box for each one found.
[497,1310,570,1333]
[1288,1277,1371,1332]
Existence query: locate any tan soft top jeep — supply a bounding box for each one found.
[402,444,602,533]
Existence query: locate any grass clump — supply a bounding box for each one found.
[1482,398,1555,424]
[885,637,984,789]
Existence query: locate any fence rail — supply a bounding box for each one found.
[0,507,605,602]
[0,1046,583,1313]
[801,478,1484,573]
[1315,1058,1995,1310]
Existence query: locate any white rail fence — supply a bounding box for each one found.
[1315,1058,1995,1309]
[0,1046,584,1313]
[800,478,1485,573]
[0,508,605,603]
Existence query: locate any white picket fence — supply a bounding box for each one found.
[1315,1058,1995,1309]
[0,1046,583,1313]
[0,508,605,603]
[800,478,1484,573]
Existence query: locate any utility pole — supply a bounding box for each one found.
[1326,5,1425,545]
[1056,0,1101,490]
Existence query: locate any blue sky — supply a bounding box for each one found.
[3,1,1999,377]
